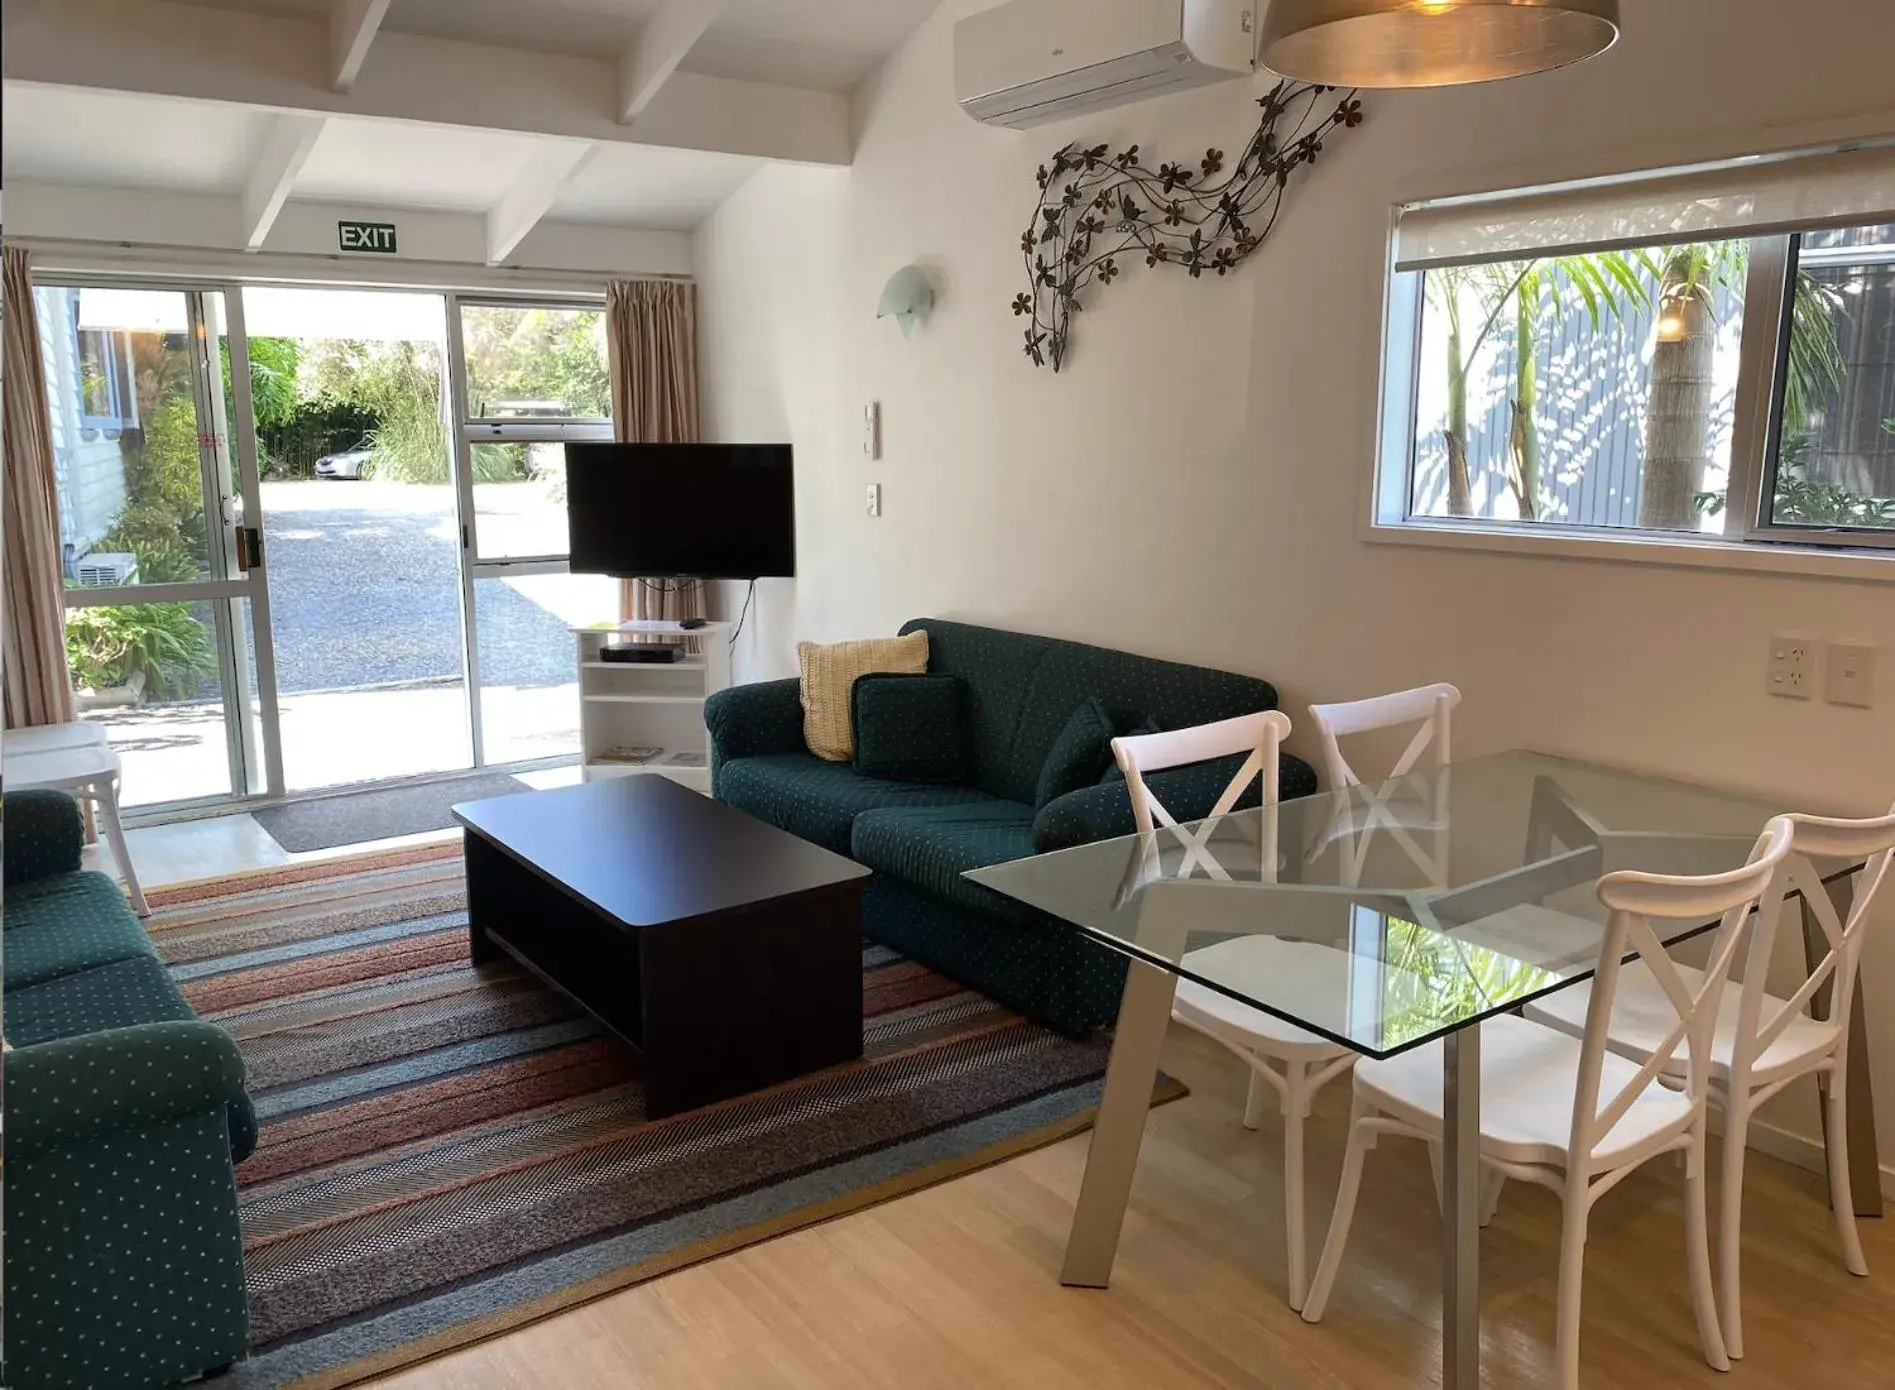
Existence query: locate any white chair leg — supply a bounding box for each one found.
[1824,1070,1870,1278]
[1242,1068,1271,1131]
[1479,1167,1505,1228]
[1283,1061,1308,1311]
[1301,1100,1372,1325]
[95,775,150,918]
[1718,1100,1750,1360]
[1685,1119,1731,1372]
[1555,1176,1592,1390]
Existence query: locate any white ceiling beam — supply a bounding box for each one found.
[486,143,598,266]
[239,113,326,249]
[3,0,851,166]
[617,0,727,124]
[331,0,393,93]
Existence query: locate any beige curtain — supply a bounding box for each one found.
[606,278,706,626]
[3,245,77,729]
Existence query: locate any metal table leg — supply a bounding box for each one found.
[1061,959,1179,1287]
[1806,874,1882,1219]
[1442,1023,1482,1389]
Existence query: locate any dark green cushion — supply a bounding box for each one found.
[852,673,969,784]
[2,871,156,990]
[717,752,996,856]
[3,789,86,887]
[1034,698,1118,808]
[4,954,195,1048]
[900,618,1281,806]
[851,800,1039,924]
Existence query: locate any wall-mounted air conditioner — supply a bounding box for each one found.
[74,552,141,587]
[955,0,1257,131]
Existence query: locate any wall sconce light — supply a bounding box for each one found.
[876,265,936,337]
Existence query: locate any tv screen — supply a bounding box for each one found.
[565,443,795,580]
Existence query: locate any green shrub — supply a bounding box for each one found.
[66,604,216,700]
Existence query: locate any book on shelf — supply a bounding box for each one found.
[664,751,707,768]
[595,745,665,766]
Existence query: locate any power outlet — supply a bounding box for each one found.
[1767,633,1820,700]
[865,482,882,517]
[1826,643,1877,709]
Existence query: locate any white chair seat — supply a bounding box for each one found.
[1354,1013,1696,1170]
[1525,960,1841,1087]
[1174,938,1355,1058]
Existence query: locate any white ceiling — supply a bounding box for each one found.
[1,86,275,193]
[177,0,942,92]
[1,0,940,244]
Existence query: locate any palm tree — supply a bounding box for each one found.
[1638,242,1846,529]
[1431,253,1649,519]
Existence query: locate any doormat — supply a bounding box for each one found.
[252,771,530,852]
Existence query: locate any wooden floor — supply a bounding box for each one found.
[373,1024,1894,1390]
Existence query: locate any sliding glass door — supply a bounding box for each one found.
[37,281,280,808]
[32,277,618,815]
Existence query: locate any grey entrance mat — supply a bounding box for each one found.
[253,772,532,852]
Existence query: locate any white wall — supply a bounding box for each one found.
[694,0,1895,1181]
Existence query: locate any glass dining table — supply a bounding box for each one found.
[967,750,1880,1388]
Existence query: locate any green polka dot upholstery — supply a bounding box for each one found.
[4,872,158,989]
[706,676,807,791]
[711,619,1310,1033]
[851,674,970,783]
[852,800,1038,925]
[3,789,86,887]
[1034,697,1119,807]
[6,956,195,1046]
[717,752,995,856]
[1036,750,1321,853]
[864,875,1127,1035]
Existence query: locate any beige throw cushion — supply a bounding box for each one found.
[798,631,930,762]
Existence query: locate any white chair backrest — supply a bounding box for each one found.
[1573,819,1796,1165]
[1307,683,1461,790]
[1727,803,1895,1087]
[1112,711,1292,836]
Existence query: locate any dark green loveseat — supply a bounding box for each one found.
[3,789,255,1390]
[707,619,1316,1032]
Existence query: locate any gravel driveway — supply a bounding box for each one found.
[260,480,581,693]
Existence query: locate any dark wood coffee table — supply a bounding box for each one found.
[453,775,870,1118]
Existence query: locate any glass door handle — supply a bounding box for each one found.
[236,526,265,572]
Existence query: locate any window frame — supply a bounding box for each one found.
[74,317,139,437]
[1369,207,1895,579]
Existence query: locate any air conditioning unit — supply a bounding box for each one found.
[74,552,141,587]
[955,0,1257,130]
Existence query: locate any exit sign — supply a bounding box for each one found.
[338,220,398,254]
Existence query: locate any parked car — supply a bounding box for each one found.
[315,443,373,479]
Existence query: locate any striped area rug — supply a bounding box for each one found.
[147,843,1172,1390]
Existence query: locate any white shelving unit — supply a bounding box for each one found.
[574,620,732,793]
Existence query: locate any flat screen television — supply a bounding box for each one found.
[565,443,795,580]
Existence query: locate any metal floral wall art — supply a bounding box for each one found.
[1013,81,1364,371]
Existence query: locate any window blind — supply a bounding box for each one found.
[1393,143,1895,271]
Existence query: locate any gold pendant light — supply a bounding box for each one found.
[1259,0,1622,89]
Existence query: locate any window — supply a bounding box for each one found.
[451,298,611,565]
[1376,148,1895,557]
[76,324,137,433]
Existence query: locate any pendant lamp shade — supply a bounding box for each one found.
[1259,0,1622,89]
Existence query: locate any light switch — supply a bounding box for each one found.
[1826,643,1877,708]
[865,482,882,517]
[862,401,881,460]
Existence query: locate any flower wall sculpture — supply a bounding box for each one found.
[1014,81,1365,371]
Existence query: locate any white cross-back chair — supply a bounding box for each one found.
[1302,817,1797,1390]
[1113,710,1359,1310]
[1527,801,1895,1359]
[1307,683,1461,887]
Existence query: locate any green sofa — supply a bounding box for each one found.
[707,619,1316,1032]
[3,789,255,1390]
